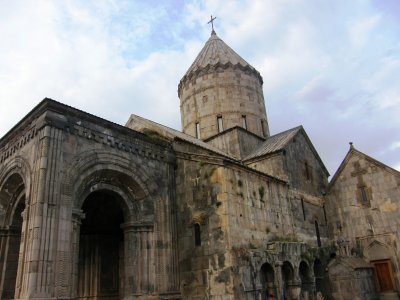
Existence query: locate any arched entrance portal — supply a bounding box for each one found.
[78,190,124,299]
[0,173,26,300]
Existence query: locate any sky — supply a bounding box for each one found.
[0,0,399,177]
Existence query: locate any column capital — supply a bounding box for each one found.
[121,221,153,232]
[72,208,85,224]
[275,261,283,267]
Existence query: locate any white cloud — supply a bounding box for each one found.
[0,0,399,176]
[348,14,381,48]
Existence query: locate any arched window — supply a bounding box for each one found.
[194,224,201,246]
[315,220,321,247]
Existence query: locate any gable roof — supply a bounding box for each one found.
[243,125,329,176]
[243,126,302,161]
[328,144,400,191]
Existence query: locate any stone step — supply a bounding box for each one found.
[380,292,400,300]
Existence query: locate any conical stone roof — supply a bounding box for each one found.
[179,31,262,94]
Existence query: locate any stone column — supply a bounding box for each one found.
[24,127,51,298]
[0,228,7,295]
[0,227,16,298]
[70,209,84,299]
[121,222,153,299]
[274,261,283,300]
[21,126,62,299]
[14,206,29,299]
[289,267,302,300]
[309,267,317,300]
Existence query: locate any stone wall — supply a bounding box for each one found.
[246,131,329,197]
[282,132,328,196]
[173,137,330,299]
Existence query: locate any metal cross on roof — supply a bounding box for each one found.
[208,15,217,32]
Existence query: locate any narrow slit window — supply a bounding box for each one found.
[194,224,201,246]
[360,186,368,205]
[242,115,247,129]
[195,122,200,139]
[305,162,312,181]
[315,220,321,247]
[261,120,266,137]
[217,116,223,133]
[301,197,306,221]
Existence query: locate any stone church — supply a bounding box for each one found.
[0,29,399,300]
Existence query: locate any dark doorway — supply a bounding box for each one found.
[78,190,124,299]
[1,200,25,300]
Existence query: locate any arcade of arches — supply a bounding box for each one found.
[259,260,316,300]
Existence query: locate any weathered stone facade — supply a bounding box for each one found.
[325,145,400,300]
[0,104,180,299]
[0,30,399,300]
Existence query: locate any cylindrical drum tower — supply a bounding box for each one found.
[178,30,269,141]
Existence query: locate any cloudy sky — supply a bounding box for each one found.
[1,0,399,176]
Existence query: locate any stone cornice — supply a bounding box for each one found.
[178,62,263,98]
[0,98,175,165]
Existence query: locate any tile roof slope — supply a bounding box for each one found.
[183,31,255,79]
[126,114,233,158]
[243,126,302,161]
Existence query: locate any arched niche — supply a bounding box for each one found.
[282,261,295,299]
[260,262,276,298]
[299,261,312,300]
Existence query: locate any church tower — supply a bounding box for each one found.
[178,30,269,141]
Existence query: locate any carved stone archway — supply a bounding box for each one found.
[0,172,28,300]
[69,161,156,299]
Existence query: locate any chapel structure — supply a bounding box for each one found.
[0,28,399,300]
